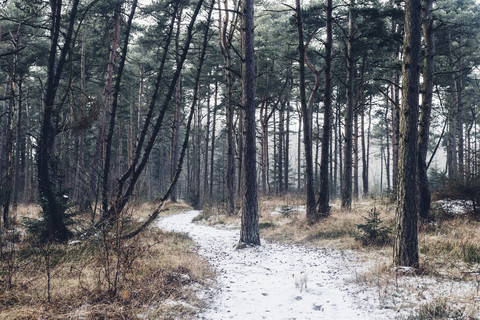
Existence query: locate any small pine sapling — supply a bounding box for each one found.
[355,207,391,246]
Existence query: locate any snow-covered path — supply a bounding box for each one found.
[157,211,397,320]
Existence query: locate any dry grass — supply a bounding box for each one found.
[0,203,212,320]
[201,194,480,317]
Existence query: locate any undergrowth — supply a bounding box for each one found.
[0,204,212,320]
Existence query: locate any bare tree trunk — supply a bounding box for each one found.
[170,7,183,203]
[12,78,22,210]
[418,0,434,220]
[297,105,302,192]
[295,0,317,221]
[385,98,391,190]
[210,81,218,202]
[278,103,285,194]
[447,30,459,179]
[285,100,291,192]
[334,103,339,198]
[366,98,372,195]
[218,0,240,215]
[342,0,355,211]
[101,0,138,221]
[394,0,421,268]
[391,64,400,192]
[360,57,368,196]
[457,54,464,180]
[3,76,14,229]
[74,32,86,208]
[194,82,202,209]
[353,107,359,199]
[239,0,260,246]
[37,0,79,241]
[203,84,211,205]
[316,0,332,216]
[24,90,32,201]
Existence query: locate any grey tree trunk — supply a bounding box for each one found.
[295,0,316,221]
[393,0,421,268]
[316,0,333,217]
[239,0,260,246]
[342,0,355,210]
[218,0,239,215]
[418,0,435,220]
[37,0,80,241]
[169,9,182,203]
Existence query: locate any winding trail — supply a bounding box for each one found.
[157,211,396,320]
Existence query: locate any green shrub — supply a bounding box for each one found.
[355,207,391,246]
[279,205,294,217]
[462,243,480,264]
[258,222,275,229]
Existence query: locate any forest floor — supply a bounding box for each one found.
[157,198,480,320]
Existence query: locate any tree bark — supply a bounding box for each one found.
[418,0,434,220]
[37,0,80,242]
[203,83,211,205]
[342,0,355,211]
[240,0,260,246]
[295,0,316,221]
[394,0,421,268]
[218,0,239,215]
[170,7,183,203]
[101,0,138,220]
[210,80,218,202]
[316,0,332,217]
[360,56,368,196]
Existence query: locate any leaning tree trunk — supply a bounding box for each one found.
[418,0,434,220]
[239,0,260,246]
[393,0,421,268]
[101,0,138,220]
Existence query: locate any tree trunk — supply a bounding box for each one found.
[353,106,359,199]
[457,54,464,180]
[385,96,391,190]
[297,105,302,192]
[418,0,434,220]
[316,0,332,216]
[342,0,355,211]
[12,75,23,211]
[360,57,368,196]
[37,0,80,242]
[285,99,291,192]
[278,103,285,194]
[447,30,458,179]
[393,0,421,268]
[218,0,239,215]
[194,82,202,209]
[203,83,211,205]
[101,0,138,221]
[210,81,218,202]
[295,0,316,221]
[240,0,260,246]
[3,76,14,230]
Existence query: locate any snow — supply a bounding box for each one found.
[157,210,480,319]
[434,199,475,215]
[157,210,401,320]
